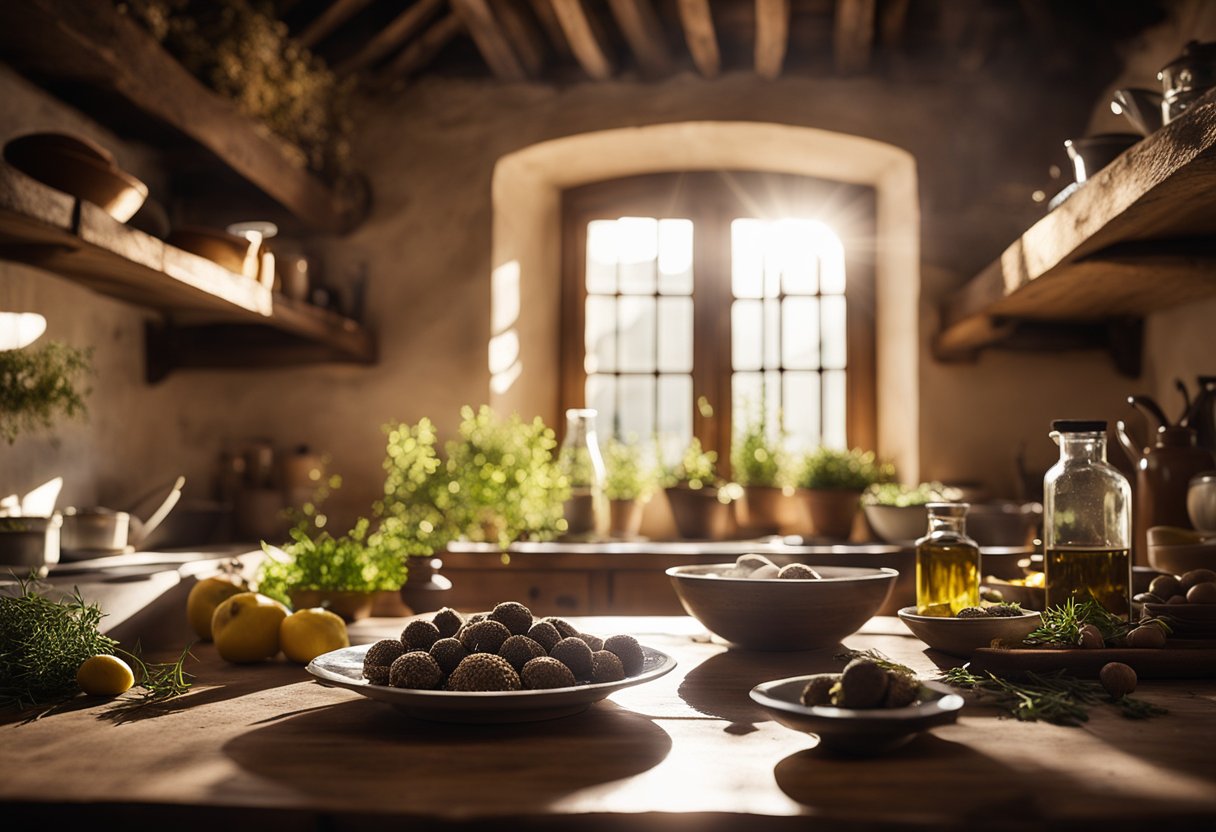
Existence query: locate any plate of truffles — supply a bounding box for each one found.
[306,601,677,722]
[749,655,964,756]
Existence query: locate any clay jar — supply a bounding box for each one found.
[1134,426,1215,564]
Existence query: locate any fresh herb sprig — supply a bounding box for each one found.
[119,644,196,705]
[1023,597,1131,647]
[943,665,1166,725]
[836,648,917,678]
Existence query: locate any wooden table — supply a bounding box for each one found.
[2,616,1214,831]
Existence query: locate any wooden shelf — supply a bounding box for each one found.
[0,0,368,234]
[935,87,1216,375]
[0,163,376,380]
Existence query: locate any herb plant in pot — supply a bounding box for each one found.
[862,482,956,545]
[796,447,894,540]
[603,438,656,539]
[664,438,734,540]
[731,417,790,535]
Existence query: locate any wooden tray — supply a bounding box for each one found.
[970,642,1216,679]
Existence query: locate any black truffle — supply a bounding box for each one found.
[401,619,442,650]
[579,633,605,652]
[527,621,562,652]
[499,634,546,672]
[550,637,594,680]
[837,659,890,709]
[362,639,405,685]
[777,563,821,580]
[800,674,839,706]
[388,651,444,689]
[447,653,521,692]
[985,603,1023,618]
[489,601,533,635]
[541,616,579,639]
[467,612,488,624]
[590,650,625,683]
[429,637,468,675]
[955,607,989,619]
[459,619,512,654]
[521,656,576,690]
[432,607,465,638]
[883,672,920,708]
[603,634,644,676]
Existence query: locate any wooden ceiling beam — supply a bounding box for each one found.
[754,0,789,80]
[676,0,720,79]
[833,0,876,74]
[550,0,615,81]
[527,0,574,60]
[298,0,374,48]
[451,0,530,81]
[336,0,444,74]
[497,0,547,78]
[381,12,462,80]
[607,0,672,77]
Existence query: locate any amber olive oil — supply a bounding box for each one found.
[916,542,981,616]
[1044,546,1132,619]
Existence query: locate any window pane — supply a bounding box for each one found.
[657,374,692,466]
[783,371,820,454]
[617,296,655,372]
[657,296,693,373]
[783,296,819,370]
[763,243,782,299]
[732,300,762,371]
[764,371,781,438]
[618,374,655,441]
[822,295,847,370]
[819,231,846,295]
[585,295,616,374]
[782,221,818,296]
[658,219,693,295]
[731,219,763,299]
[617,217,657,294]
[763,298,780,368]
[823,370,847,450]
[586,374,615,437]
[732,372,762,433]
[586,220,617,295]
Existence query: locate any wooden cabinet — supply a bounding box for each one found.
[934,87,1216,376]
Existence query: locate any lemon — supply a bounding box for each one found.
[187,575,248,641]
[211,592,289,663]
[77,654,135,697]
[280,608,350,664]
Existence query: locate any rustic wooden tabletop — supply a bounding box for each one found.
[2,615,1214,831]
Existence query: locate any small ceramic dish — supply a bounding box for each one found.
[897,606,1042,658]
[750,674,964,756]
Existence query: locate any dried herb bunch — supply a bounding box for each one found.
[943,665,1167,725]
[0,341,91,444]
[117,0,352,179]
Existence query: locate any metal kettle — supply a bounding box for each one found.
[1158,40,1216,124]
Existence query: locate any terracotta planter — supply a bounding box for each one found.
[609,498,645,539]
[800,488,863,540]
[290,589,374,622]
[665,486,733,540]
[735,485,795,535]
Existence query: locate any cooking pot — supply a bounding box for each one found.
[0,514,61,577]
[1159,40,1216,124]
[60,476,184,557]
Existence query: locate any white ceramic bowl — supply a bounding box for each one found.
[667,564,897,650]
[863,504,927,544]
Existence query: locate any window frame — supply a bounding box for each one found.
[560,171,877,470]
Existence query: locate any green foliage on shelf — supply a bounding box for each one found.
[664,437,720,490]
[731,416,783,487]
[0,341,91,445]
[374,417,460,558]
[797,447,895,491]
[863,481,959,507]
[257,517,407,605]
[603,438,657,502]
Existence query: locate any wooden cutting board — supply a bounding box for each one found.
[970,641,1216,679]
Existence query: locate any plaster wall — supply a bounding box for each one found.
[3,32,1212,528]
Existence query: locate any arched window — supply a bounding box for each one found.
[560,171,876,471]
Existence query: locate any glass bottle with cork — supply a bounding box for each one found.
[916,503,980,616]
[1043,420,1133,618]
[558,408,608,541]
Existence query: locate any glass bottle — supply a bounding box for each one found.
[915,503,980,616]
[558,409,608,540]
[1043,420,1133,618]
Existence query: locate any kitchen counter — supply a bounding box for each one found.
[2,615,1214,831]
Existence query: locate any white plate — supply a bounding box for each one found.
[307,642,677,723]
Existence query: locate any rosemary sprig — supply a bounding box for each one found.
[118,644,196,705]
[1023,597,1132,647]
[942,664,1167,725]
[835,648,917,677]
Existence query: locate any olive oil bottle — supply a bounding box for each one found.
[1044,546,1132,618]
[916,503,980,616]
[1043,420,1133,620]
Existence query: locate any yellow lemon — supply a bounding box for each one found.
[77,654,135,697]
[211,592,289,663]
[187,575,248,641]
[279,608,350,664]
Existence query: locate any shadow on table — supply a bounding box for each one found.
[221,697,673,810]
[677,645,846,733]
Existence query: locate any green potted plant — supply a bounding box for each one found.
[257,517,407,621]
[603,438,657,539]
[796,447,895,540]
[731,416,791,535]
[663,438,734,540]
[0,341,91,445]
[861,482,957,544]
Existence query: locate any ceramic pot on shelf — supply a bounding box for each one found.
[608,498,645,539]
[799,488,863,541]
[664,486,733,540]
